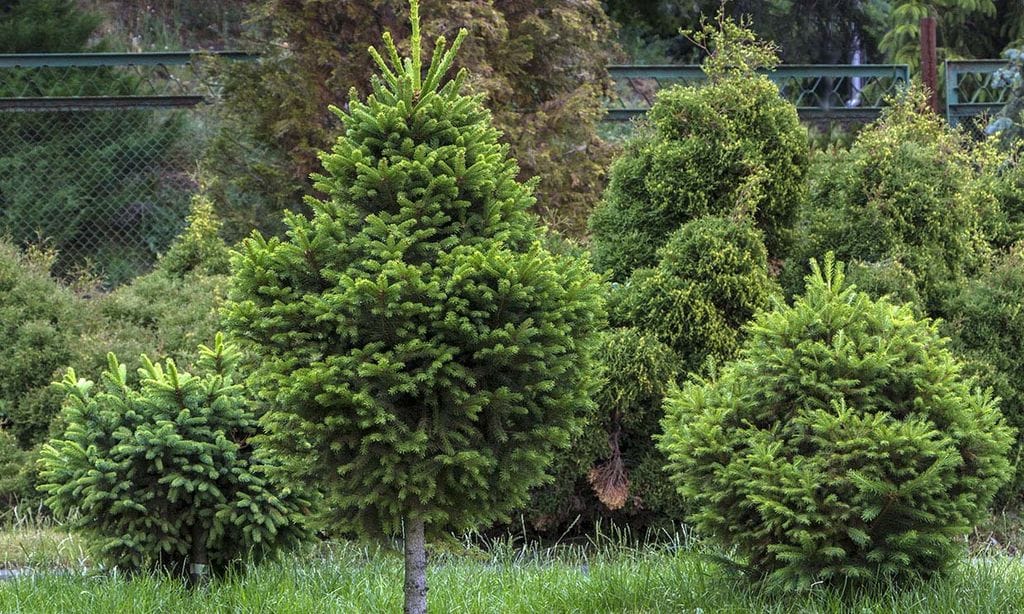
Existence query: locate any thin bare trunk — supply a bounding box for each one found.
[404,517,427,614]
[189,523,209,587]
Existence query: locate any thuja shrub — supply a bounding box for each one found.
[529,218,775,531]
[783,85,993,312]
[39,335,309,576]
[660,256,1013,589]
[527,327,681,530]
[84,196,230,367]
[588,15,807,281]
[585,327,683,518]
[223,3,604,610]
[945,250,1024,503]
[612,216,778,374]
[981,152,1024,250]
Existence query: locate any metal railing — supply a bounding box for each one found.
[606,64,911,123]
[945,59,1013,127]
[0,52,253,284]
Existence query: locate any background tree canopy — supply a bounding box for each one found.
[211,0,618,239]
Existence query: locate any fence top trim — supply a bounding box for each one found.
[608,63,909,75]
[0,95,205,110]
[0,51,258,68]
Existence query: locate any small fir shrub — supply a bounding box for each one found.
[945,250,1024,503]
[223,4,604,610]
[588,15,808,281]
[611,216,778,374]
[783,85,993,312]
[660,256,1013,589]
[39,335,310,576]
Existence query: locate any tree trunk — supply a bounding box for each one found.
[403,517,428,614]
[189,523,209,587]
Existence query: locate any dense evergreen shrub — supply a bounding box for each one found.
[611,216,778,374]
[588,17,808,281]
[843,259,925,316]
[39,336,309,576]
[945,250,1024,503]
[223,5,603,609]
[660,256,1013,589]
[980,153,1024,250]
[529,217,776,532]
[0,242,78,447]
[585,328,683,518]
[79,195,231,376]
[0,431,39,508]
[783,86,993,312]
[527,327,681,529]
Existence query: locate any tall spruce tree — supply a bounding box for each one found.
[223,2,604,611]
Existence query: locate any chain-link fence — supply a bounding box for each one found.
[605,64,911,127]
[0,52,248,285]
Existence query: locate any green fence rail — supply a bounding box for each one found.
[606,64,911,123]
[0,52,253,284]
[945,59,1013,127]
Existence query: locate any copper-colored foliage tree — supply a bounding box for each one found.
[216,0,617,237]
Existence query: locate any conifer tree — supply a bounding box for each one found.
[223,3,604,611]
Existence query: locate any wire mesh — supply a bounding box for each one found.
[0,54,235,285]
[0,104,198,284]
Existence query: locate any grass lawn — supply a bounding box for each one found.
[2,520,1024,613]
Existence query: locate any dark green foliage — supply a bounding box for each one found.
[0,431,39,507]
[980,152,1024,250]
[588,18,808,281]
[605,0,884,65]
[945,251,1024,503]
[0,243,78,447]
[844,259,925,316]
[660,256,1013,589]
[0,0,99,52]
[585,328,682,518]
[224,14,604,540]
[79,194,232,377]
[611,217,778,374]
[527,327,681,529]
[783,86,992,312]
[532,218,775,531]
[883,1,1023,72]
[39,336,310,574]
